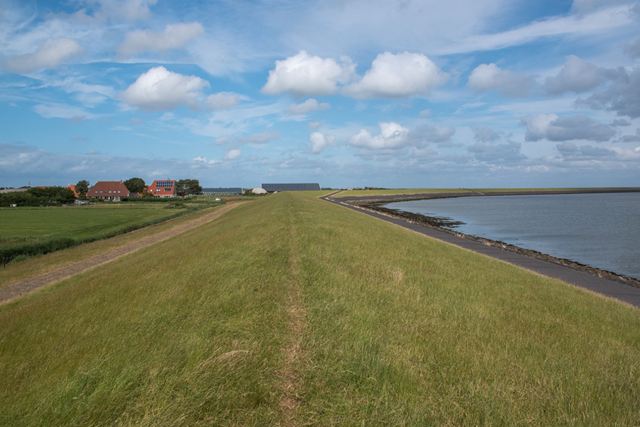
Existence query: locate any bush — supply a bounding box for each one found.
[0,187,75,207]
[0,237,77,267]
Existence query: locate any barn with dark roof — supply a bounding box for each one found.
[201,187,243,196]
[262,183,320,192]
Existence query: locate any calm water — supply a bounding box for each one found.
[386,192,640,280]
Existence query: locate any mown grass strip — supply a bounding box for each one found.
[1,193,640,425]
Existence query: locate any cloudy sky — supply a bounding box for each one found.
[1,0,640,188]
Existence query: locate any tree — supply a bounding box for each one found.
[176,179,202,196]
[124,177,146,194]
[76,180,90,196]
[22,186,76,206]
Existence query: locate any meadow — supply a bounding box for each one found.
[0,203,216,265]
[1,192,640,425]
[0,205,185,240]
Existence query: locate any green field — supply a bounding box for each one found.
[1,193,640,425]
[0,205,183,240]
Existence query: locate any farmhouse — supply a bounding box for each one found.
[201,187,243,197]
[148,180,176,198]
[87,181,130,201]
[262,183,321,192]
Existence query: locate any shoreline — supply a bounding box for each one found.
[330,190,640,289]
[334,187,640,204]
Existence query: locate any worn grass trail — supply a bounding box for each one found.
[1,193,640,425]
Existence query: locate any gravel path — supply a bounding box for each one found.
[0,204,242,305]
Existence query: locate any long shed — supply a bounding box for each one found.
[201,188,243,196]
[262,183,321,192]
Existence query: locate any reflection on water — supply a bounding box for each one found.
[386,192,640,280]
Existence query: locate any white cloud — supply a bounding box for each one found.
[308,121,321,129]
[4,38,84,73]
[185,101,287,138]
[414,124,456,144]
[556,142,616,159]
[520,114,559,141]
[345,52,448,99]
[33,103,99,121]
[468,141,526,163]
[521,114,615,142]
[237,131,281,145]
[610,145,640,161]
[48,77,116,107]
[309,132,335,154]
[624,38,640,59]
[120,66,209,111]
[576,66,640,118]
[438,4,634,55]
[544,55,608,95]
[348,122,410,150]
[79,0,157,21]
[205,92,245,110]
[467,63,535,97]
[117,22,204,58]
[286,99,330,115]
[419,109,432,117]
[571,0,629,14]
[473,126,502,143]
[224,148,241,160]
[620,128,640,143]
[262,50,355,97]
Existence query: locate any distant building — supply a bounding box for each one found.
[148,180,176,198]
[0,188,27,194]
[201,187,243,197]
[87,181,130,201]
[66,184,79,196]
[262,183,321,192]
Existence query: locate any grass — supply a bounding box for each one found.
[0,205,223,289]
[1,193,640,424]
[0,204,185,240]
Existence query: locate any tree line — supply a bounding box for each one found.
[0,178,204,207]
[76,178,203,197]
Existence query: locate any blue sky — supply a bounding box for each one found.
[1,0,639,189]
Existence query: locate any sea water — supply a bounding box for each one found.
[385,192,640,280]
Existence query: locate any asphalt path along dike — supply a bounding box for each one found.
[323,192,640,309]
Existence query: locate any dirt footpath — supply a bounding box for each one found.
[0,203,242,305]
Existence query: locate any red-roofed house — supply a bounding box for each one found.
[87,181,130,201]
[147,179,176,198]
[66,184,79,196]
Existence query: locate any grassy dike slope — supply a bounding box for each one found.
[2,193,640,425]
